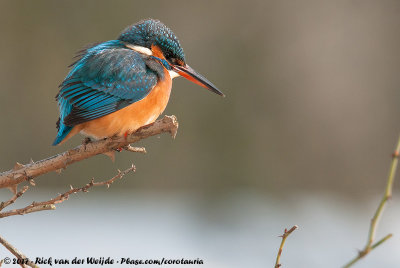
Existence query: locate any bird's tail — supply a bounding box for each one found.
[52,117,73,146]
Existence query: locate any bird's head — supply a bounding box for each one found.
[118,19,224,97]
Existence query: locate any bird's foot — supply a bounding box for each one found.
[82,137,92,150]
[82,137,92,145]
[115,132,129,152]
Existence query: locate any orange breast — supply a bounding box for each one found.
[61,69,172,143]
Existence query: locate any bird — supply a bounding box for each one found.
[53,19,224,146]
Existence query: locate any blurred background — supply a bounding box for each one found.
[1,0,400,267]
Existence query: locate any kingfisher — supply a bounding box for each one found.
[53,19,224,145]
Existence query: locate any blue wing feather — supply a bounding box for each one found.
[53,40,160,145]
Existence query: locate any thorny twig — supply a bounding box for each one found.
[0,115,178,190]
[274,225,298,268]
[0,186,29,211]
[123,145,147,154]
[0,116,178,267]
[343,134,400,267]
[0,165,135,218]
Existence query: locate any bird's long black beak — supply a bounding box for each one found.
[173,64,225,97]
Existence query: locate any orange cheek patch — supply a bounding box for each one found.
[151,45,166,59]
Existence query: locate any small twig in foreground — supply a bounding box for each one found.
[343,134,400,268]
[0,235,38,268]
[274,225,298,268]
[0,164,135,218]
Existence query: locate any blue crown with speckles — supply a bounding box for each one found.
[118,19,185,63]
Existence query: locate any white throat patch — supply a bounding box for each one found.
[126,44,180,80]
[126,44,153,56]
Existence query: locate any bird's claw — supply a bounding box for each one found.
[82,137,92,150]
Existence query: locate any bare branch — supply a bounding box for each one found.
[0,115,178,189]
[0,165,135,218]
[343,134,400,267]
[0,116,176,268]
[123,145,147,154]
[0,186,29,211]
[274,225,298,268]
[0,234,38,268]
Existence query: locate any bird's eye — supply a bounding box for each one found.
[169,58,178,65]
[169,58,184,66]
